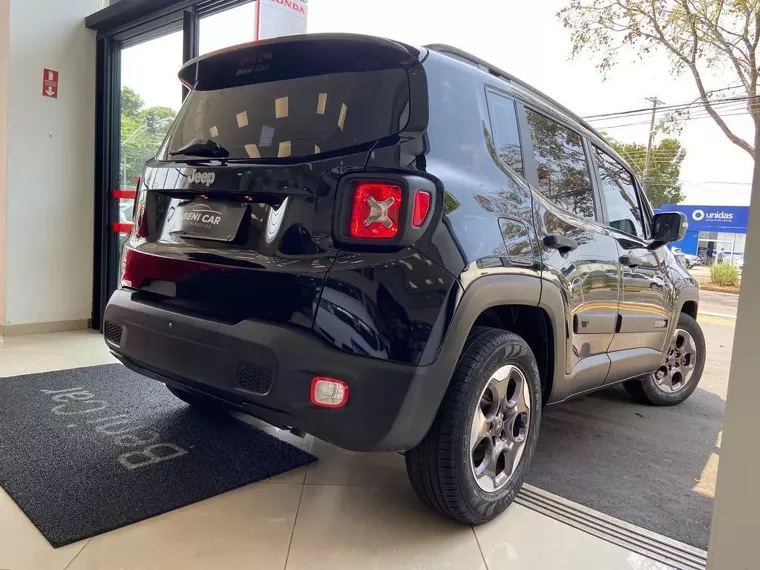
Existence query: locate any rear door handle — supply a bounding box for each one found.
[544,235,579,253]
[619,255,644,267]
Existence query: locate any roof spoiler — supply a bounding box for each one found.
[179,33,426,91]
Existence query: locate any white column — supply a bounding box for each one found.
[707,128,760,567]
[0,0,8,333]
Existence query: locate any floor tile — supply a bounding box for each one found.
[1,330,105,355]
[305,439,410,488]
[286,485,486,570]
[0,488,87,570]
[67,483,303,570]
[474,503,674,569]
[18,352,118,375]
[0,350,53,378]
[2,330,676,570]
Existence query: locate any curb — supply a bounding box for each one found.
[701,311,736,320]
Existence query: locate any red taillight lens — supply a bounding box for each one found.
[349,183,402,239]
[133,178,148,238]
[120,248,140,289]
[412,191,431,228]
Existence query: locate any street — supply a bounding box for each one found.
[525,292,735,549]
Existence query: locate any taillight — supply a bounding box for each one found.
[336,175,437,247]
[133,178,148,238]
[412,191,431,228]
[349,183,402,239]
[120,248,138,288]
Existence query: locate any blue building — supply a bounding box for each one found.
[658,204,749,260]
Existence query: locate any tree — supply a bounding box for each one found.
[607,137,687,207]
[121,86,144,119]
[558,0,760,158]
[120,87,177,188]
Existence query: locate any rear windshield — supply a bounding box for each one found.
[162,68,410,161]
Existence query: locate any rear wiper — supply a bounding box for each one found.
[169,139,230,158]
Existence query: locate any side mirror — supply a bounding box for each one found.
[649,212,688,249]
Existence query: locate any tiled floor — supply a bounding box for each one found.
[1,330,675,569]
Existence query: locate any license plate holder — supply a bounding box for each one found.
[172,201,246,242]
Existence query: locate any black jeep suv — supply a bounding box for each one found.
[104,34,704,524]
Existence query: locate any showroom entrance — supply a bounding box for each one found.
[86,0,266,328]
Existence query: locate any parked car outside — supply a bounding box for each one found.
[671,247,702,269]
[103,35,705,525]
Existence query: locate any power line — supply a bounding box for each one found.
[594,108,752,131]
[584,95,755,121]
[594,110,753,129]
[683,180,752,185]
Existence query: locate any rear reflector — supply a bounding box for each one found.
[349,183,402,239]
[412,190,431,228]
[310,377,349,408]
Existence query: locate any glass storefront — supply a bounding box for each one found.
[697,231,746,264]
[88,0,259,327]
[115,31,183,255]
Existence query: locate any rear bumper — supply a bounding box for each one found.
[104,289,442,451]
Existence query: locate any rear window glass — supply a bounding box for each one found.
[162,69,410,161]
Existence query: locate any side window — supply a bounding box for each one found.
[486,91,523,175]
[524,109,595,221]
[594,147,645,238]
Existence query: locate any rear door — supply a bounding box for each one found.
[123,37,419,330]
[592,146,675,381]
[518,106,622,401]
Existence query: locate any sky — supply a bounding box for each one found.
[120,0,755,206]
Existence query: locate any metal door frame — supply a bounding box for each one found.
[87,0,252,328]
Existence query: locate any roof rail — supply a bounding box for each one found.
[424,43,601,138]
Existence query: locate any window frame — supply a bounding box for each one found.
[591,144,652,241]
[516,103,601,223]
[484,87,525,178]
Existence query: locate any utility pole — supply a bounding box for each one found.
[643,96,662,192]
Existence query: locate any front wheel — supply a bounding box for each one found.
[405,327,542,524]
[623,313,705,406]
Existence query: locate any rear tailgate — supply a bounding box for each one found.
[122,35,422,330]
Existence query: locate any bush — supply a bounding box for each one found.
[710,263,740,287]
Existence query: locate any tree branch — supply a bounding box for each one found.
[683,0,752,87]
[562,0,757,156]
[748,9,760,127]
[647,0,754,156]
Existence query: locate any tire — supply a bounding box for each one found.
[166,385,221,412]
[405,327,542,524]
[623,313,705,406]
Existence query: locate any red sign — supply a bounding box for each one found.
[42,68,59,99]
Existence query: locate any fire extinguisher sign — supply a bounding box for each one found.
[42,68,59,99]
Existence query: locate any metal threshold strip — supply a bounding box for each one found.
[516,484,707,570]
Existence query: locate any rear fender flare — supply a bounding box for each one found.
[379,274,567,449]
[676,285,699,317]
[661,284,700,354]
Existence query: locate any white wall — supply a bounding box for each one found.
[2,0,101,328]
